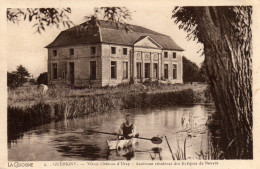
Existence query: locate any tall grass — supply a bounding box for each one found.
[54,95,115,118]
[121,89,196,109]
[8,101,52,141]
[172,139,187,160]
[8,83,208,107]
[196,141,224,160]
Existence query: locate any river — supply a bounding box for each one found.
[8,105,215,160]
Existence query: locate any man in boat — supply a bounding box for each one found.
[117,114,137,139]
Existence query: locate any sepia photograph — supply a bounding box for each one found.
[3,1,255,165]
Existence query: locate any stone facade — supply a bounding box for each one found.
[47,42,183,87]
[46,21,183,87]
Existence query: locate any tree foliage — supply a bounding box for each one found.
[97,7,131,23]
[7,72,19,89]
[199,62,208,82]
[37,72,48,85]
[7,7,132,33]
[7,65,30,88]
[182,57,207,83]
[77,7,132,34]
[7,8,74,33]
[172,7,252,43]
[173,7,252,159]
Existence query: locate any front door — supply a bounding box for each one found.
[145,63,150,78]
[69,62,74,84]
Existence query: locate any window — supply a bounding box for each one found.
[136,62,142,79]
[69,48,74,56]
[173,64,177,79]
[53,50,57,57]
[52,63,57,80]
[111,47,116,54]
[90,61,96,80]
[164,52,168,58]
[111,61,117,79]
[153,63,158,79]
[123,48,127,55]
[173,52,176,59]
[145,63,150,78]
[123,62,128,79]
[91,47,96,55]
[164,64,168,79]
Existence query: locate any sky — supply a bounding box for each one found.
[7,6,205,78]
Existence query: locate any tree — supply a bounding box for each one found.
[182,57,208,83]
[7,72,19,88]
[7,65,31,88]
[7,8,73,33]
[16,65,30,85]
[183,56,204,83]
[37,72,48,85]
[7,7,131,33]
[173,7,252,159]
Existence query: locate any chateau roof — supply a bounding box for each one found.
[46,20,184,51]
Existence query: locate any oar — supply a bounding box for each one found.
[85,129,163,144]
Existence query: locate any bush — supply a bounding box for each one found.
[37,72,48,85]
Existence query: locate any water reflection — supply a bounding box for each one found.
[8,105,214,161]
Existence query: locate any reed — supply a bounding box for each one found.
[8,101,52,141]
[196,141,224,160]
[173,138,187,160]
[55,95,115,118]
[121,89,196,109]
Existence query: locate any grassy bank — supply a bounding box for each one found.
[8,83,210,140]
[8,83,208,107]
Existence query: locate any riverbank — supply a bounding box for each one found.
[8,83,209,107]
[8,83,211,141]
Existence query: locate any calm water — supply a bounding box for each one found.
[8,105,215,161]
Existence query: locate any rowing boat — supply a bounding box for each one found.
[106,138,137,150]
[85,129,163,147]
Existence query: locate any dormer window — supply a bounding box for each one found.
[164,52,168,58]
[111,47,116,54]
[91,47,96,55]
[53,50,57,57]
[173,52,176,59]
[69,48,74,56]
